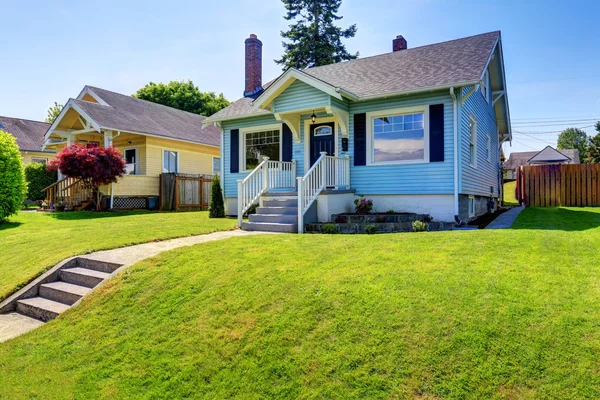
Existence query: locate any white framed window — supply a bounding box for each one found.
[366,106,429,165]
[481,70,490,103]
[241,124,282,171]
[212,157,221,176]
[469,115,477,167]
[313,125,333,136]
[162,150,179,173]
[31,158,48,164]
[123,147,138,175]
[486,133,491,162]
[468,195,475,218]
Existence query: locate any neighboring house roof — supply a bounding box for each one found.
[503,146,580,169]
[207,31,500,123]
[46,86,221,148]
[0,116,52,152]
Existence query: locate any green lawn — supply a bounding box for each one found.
[0,211,235,301]
[504,180,518,206]
[1,208,600,398]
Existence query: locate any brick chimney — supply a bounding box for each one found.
[244,34,263,98]
[393,35,407,52]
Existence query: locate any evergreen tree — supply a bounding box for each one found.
[276,0,358,70]
[586,122,600,163]
[209,174,225,218]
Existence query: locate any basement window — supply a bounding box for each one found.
[468,196,475,218]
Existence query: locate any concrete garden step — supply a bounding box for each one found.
[16,297,71,322]
[262,191,298,197]
[39,281,92,305]
[249,213,298,223]
[256,206,298,215]
[241,221,298,233]
[262,198,298,207]
[59,267,111,288]
[75,258,122,274]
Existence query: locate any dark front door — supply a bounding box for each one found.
[310,122,335,166]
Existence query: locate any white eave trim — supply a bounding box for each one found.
[43,99,101,142]
[76,86,109,106]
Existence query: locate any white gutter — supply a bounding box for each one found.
[450,87,459,219]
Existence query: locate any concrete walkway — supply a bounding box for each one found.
[486,206,525,229]
[0,229,270,343]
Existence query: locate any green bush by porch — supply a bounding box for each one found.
[24,162,57,202]
[0,130,26,222]
[1,208,600,398]
[0,211,235,301]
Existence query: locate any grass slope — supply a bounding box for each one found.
[0,211,235,300]
[1,208,600,398]
[504,180,518,206]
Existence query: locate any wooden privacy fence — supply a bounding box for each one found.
[160,173,213,211]
[516,164,600,207]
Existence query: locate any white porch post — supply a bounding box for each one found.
[320,151,327,190]
[262,156,269,191]
[291,160,297,189]
[345,155,351,189]
[237,180,243,227]
[297,177,304,234]
[103,130,113,147]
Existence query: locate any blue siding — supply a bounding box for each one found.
[347,91,455,195]
[273,80,330,113]
[459,76,500,197]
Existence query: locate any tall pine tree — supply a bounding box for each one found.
[276,0,358,70]
[586,122,600,163]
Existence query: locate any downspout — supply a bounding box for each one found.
[450,87,459,219]
[108,131,121,210]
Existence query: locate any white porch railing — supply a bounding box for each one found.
[237,157,297,226]
[297,152,351,233]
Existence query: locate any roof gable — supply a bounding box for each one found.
[528,146,571,164]
[0,116,51,151]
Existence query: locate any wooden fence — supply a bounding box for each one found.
[516,164,600,207]
[160,173,213,211]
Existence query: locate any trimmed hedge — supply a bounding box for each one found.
[24,162,57,201]
[0,130,26,222]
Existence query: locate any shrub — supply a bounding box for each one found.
[321,224,340,234]
[24,162,57,201]
[421,214,433,223]
[385,209,396,214]
[412,220,428,232]
[0,130,26,222]
[354,195,373,214]
[334,214,347,223]
[209,174,225,218]
[376,216,387,223]
[365,224,377,234]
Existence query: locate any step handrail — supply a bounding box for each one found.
[237,157,297,227]
[297,153,351,233]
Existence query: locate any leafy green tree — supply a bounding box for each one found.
[0,130,26,222]
[45,102,63,123]
[276,0,358,70]
[586,122,600,163]
[557,127,589,163]
[209,174,225,218]
[24,162,57,201]
[133,81,229,116]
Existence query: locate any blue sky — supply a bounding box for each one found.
[1,0,599,156]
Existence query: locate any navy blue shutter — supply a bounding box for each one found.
[282,123,293,162]
[354,113,366,166]
[429,104,444,162]
[230,129,239,173]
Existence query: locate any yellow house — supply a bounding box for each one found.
[42,86,221,210]
[0,116,56,164]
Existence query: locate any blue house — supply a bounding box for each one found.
[204,31,512,233]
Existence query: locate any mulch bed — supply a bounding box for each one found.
[468,207,511,229]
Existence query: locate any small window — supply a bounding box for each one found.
[244,129,280,170]
[371,111,425,164]
[163,150,178,173]
[124,148,137,175]
[212,157,221,176]
[481,70,490,103]
[469,116,477,167]
[486,133,491,162]
[31,158,48,164]
[468,196,475,218]
[313,126,332,136]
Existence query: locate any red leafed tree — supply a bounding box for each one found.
[49,144,125,210]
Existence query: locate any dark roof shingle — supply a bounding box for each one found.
[0,116,51,151]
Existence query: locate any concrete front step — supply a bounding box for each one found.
[76,258,122,274]
[241,221,298,233]
[256,206,298,215]
[39,281,92,305]
[249,213,298,223]
[262,191,298,197]
[16,297,71,322]
[262,198,298,207]
[59,267,111,288]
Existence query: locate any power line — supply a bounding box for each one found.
[512,115,600,121]
[511,138,539,150]
[512,119,600,125]
[512,132,556,145]
[512,125,595,135]
[510,122,596,128]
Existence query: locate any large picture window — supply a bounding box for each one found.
[244,129,280,170]
[371,111,426,164]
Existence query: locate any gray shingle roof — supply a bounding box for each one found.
[503,147,580,169]
[208,31,500,122]
[78,86,220,147]
[0,116,51,151]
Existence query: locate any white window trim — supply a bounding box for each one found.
[468,195,475,218]
[481,70,490,103]
[486,133,491,163]
[31,157,48,164]
[212,156,221,176]
[469,114,478,168]
[365,105,429,166]
[123,146,139,175]
[303,117,338,174]
[162,148,180,174]
[240,123,282,173]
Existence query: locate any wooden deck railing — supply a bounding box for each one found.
[42,177,91,210]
